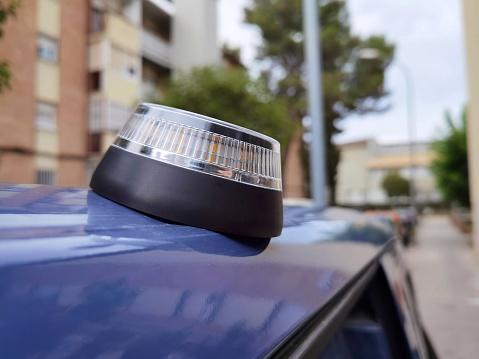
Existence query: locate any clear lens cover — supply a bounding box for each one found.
[113,104,282,191]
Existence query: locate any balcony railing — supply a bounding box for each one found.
[141,29,171,68]
[89,98,132,133]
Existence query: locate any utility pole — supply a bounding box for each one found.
[302,0,327,207]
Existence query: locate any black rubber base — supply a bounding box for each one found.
[90,146,283,238]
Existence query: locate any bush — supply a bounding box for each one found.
[431,109,469,207]
[381,171,410,199]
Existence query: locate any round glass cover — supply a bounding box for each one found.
[112,103,282,191]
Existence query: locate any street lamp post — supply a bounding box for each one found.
[302,0,327,207]
[395,62,417,209]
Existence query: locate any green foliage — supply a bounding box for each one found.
[381,171,410,198]
[0,0,21,93]
[245,0,395,201]
[0,62,11,92]
[159,66,297,157]
[431,109,470,207]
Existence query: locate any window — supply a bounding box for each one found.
[89,71,102,91]
[89,98,103,131]
[36,103,56,131]
[125,53,137,76]
[316,269,419,359]
[38,35,58,63]
[36,170,56,185]
[90,7,105,33]
[107,0,124,13]
[89,133,101,153]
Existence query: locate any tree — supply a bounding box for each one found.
[158,66,297,158]
[244,0,395,202]
[381,171,410,200]
[431,109,469,207]
[0,0,21,93]
[222,44,243,68]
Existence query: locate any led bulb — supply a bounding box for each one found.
[90,104,284,238]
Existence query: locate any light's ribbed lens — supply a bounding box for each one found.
[112,104,282,191]
[91,103,284,238]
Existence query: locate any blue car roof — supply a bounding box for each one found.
[0,183,392,358]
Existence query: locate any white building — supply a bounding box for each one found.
[336,139,441,206]
[88,0,221,180]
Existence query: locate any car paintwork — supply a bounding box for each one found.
[0,183,420,358]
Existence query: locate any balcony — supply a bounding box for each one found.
[89,98,132,133]
[141,29,172,68]
[145,0,175,17]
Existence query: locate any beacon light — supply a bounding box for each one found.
[90,103,283,238]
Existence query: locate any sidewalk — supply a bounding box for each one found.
[406,215,479,359]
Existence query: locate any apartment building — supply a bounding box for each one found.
[0,0,89,187]
[0,0,220,187]
[336,139,441,206]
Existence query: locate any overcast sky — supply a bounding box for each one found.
[217,0,467,144]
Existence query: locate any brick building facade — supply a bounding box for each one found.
[0,0,219,187]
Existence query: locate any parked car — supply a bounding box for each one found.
[394,207,419,246]
[0,105,437,358]
[365,210,405,243]
[366,208,418,248]
[0,184,437,358]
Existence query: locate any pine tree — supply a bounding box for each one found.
[245,0,395,202]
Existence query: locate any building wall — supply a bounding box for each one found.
[172,0,220,76]
[106,12,140,53]
[463,0,479,250]
[86,5,141,174]
[104,71,139,106]
[0,1,38,183]
[35,0,61,184]
[0,0,221,187]
[0,153,34,184]
[366,166,439,204]
[0,0,89,187]
[58,0,89,187]
[88,12,141,108]
[35,62,60,103]
[336,141,374,205]
[336,140,440,205]
[59,159,87,188]
[37,0,60,38]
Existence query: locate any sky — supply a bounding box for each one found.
[217,0,467,144]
